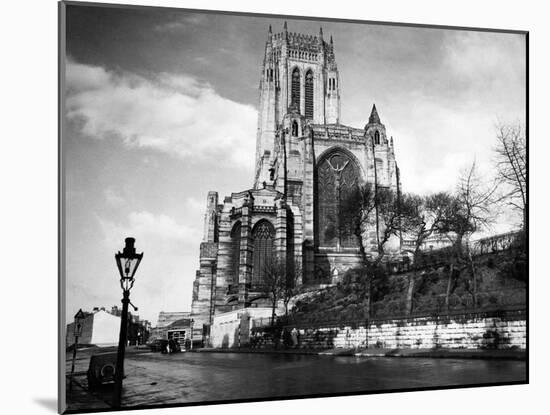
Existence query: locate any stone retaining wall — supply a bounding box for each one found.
[250,310,526,350]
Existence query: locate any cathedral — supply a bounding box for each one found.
[191,23,401,332]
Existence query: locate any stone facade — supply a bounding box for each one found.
[191,24,402,335]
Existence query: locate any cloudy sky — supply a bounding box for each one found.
[63,4,526,324]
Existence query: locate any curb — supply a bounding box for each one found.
[192,348,526,360]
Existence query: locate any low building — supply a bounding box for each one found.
[210,308,275,348]
[165,318,194,347]
[66,309,120,347]
[149,311,193,343]
[149,317,194,347]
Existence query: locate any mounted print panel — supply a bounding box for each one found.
[59,1,528,413]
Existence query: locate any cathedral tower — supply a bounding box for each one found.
[254,23,341,188]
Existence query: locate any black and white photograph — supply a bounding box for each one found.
[59,1,527,413]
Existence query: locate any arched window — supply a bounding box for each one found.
[316,150,361,249]
[375,158,384,183]
[291,68,300,109]
[292,121,299,137]
[230,222,241,287]
[305,70,314,119]
[374,130,380,145]
[252,220,275,286]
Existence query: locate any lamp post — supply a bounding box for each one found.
[69,309,85,391]
[112,237,143,409]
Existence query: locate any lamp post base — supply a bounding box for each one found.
[112,291,130,408]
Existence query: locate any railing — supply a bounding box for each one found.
[391,230,524,273]
[470,231,524,256]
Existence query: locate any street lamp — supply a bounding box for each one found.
[112,237,143,409]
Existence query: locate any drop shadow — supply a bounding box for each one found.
[34,398,57,413]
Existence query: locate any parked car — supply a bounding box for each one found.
[147,339,166,352]
[87,352,120,390]
[147,338,182,353]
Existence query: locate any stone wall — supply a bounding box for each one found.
[251,310,526,350]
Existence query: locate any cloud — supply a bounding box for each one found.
[65,60,258,166]
[104,188,125,207]
[99,211,202,252]
[440,31,526,115]
[388,100,502,195]
[95,210,203,322]
[153,14,207,32]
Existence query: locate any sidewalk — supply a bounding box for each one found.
[65,376,111,412]
[194,347,526,360]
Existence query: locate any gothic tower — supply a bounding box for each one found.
[254,23,341,188]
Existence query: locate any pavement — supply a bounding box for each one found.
[65,376,112,412]
[64,345,526,412]
[64,346,152,413]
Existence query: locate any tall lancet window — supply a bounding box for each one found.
[291,68,300,109]
[305,70,314,119]
[230,222,242,287]
[292,121,299,137]
[374,130,380,145]
[252,220,275,286]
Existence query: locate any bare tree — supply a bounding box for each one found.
[494,122,527,232]
[401,192,456,314]
[442,161,497,309]
[261,258,287,326]
[260,257,301,325]
[342,183,377,266]
[282,259,301,317]
[342,185,408,319]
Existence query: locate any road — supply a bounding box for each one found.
[66,349,526,411]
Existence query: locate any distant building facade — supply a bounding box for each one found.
[191,24,402,335]
[156,311,191,328]
[66,309,120,347]
[150,311,192,341]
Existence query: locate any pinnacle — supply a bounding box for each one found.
[369,104,381,124]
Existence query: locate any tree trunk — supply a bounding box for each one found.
[468,249,477,310]
[271,295,277,326]
[406,273,416,315]
[445,263,454,312]
[365,274,372,320]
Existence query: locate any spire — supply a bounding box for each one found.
[369,104,381,124]
[319,26,323,38]
[284,21,287,32]
[268,24,272,35]
[330,34,333,45]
